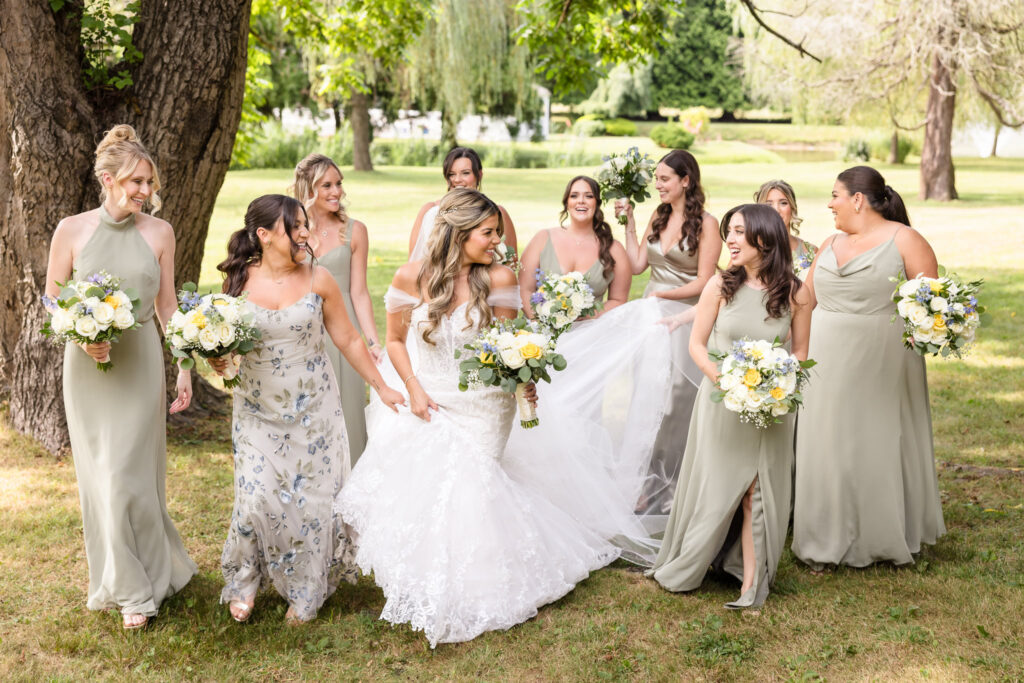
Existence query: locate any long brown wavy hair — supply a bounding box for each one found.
[416,188,503,345]
[442,147,483,190]
[559,175,615,277]
[648,149,705,256]
[217,195,311,296]
[718,204,800,319]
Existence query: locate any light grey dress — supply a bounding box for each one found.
[63,206,197,616]
[649,285,794,609]
[792,236,945,568]
[641,239,701,515]
[220,287,358,621]
[318,225,368,463]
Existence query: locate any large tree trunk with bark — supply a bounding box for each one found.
[0,0,251,454]
[919,52,958,201]
[348,87,373,171]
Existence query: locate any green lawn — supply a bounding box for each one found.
[2,155,1022,680]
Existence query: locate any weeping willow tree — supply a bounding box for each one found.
[407,0,539,148]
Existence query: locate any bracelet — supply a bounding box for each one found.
[402,373,417,386]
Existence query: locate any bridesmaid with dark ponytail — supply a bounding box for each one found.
[792,166,945,569]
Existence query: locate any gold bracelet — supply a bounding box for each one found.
[402,373,417,386]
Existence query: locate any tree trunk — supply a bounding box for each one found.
[0,0,252,454]
[889,130,899,164]
[440,108,458,150]
[919,52,958,200]
[990,122,1001,158]
[349,88,373,171]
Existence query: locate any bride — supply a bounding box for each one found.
[337,188,656,647]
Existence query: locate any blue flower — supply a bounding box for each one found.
[530,292,545,304]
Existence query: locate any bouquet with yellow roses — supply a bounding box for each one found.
[891,268,984,358]
[455,317,567,428]
[530,269,599,339]
[165,282,261,388]
[41,269,141,371]
[710,338,815,429]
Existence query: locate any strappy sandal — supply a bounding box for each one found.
[229,600,253,623]
[122,613,148,630]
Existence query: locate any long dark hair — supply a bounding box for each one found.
[718,204,800,319]
[442,147,483,190]
[836,166,911,226]
[559,175,615,277]
[648,150,706,255]
[217,194,311,296]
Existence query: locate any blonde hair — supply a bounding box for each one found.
[754,179,802,234]
[416,188,503,345]
[292,153,348,243]
[94,124,162,213]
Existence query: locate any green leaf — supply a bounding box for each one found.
[49,0,66,11]
[182,282,198,292]
[479,367,494,382]
[179,357,195,371]
[518,366,532,382]
[552,355,567,371]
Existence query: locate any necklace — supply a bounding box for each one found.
[563,228,595,246]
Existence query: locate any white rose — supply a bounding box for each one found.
[182,322,200,343]
[50,308,74,334]
[554,313,571,329]
[170,334,186,350]
[74,316,100,339]
[91,301,115,327]
[966,311,979,325]
[771,402,790,417]
[896,298,914,319]
[113,291,132,308]
[898,279,920,298]
[929,296,948,312]
[723,387,746,413]
[753,340,772,356]
[214,323,236,345]
[198,326,220,351]
[569,292,585,311]
[719,372,740,391]
[907,303,930,326]
[949,322,965,335]
[721,357,735,375]
[745,391,766,411]
[952,302,965,315]
[170,310,187,330]
[112,306,135,330]
[82,296,102,311]
[500,347,525,369]
[779,372,797,394]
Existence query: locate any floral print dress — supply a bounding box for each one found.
[221,292,358,621]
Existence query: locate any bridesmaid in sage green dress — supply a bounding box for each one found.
[519,175,632,315]
[44,125,197,630]
[292,154,383,464]
[650,204,811,610]
[792,167,945,569]
[615,150,722,517]
[754,179,817,281]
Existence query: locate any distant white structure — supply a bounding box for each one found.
[952,123,1024,158]
[277,86,551,143]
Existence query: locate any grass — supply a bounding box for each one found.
[2,154,1023,680]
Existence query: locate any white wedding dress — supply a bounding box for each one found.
[336,286,625,647]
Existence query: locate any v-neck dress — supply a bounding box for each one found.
[538,230,612,300]
[792,236,945,568]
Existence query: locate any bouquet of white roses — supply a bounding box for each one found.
[891,269,984,358]
[455,317,567,428]
[41,270,141,371]
[530,270,600,339]
[595,147,656,225]
[166,282,261,388]
[710,338,816,429]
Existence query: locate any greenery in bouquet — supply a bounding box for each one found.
[41,270,141,371]
[595,147,656,225]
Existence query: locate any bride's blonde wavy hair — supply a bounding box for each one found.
[94,124,162,213]
[416,188,503,345]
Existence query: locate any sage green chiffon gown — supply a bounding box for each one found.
[63,206,197,616]
[649,285,794,609]
[318,227,368,463]
[642,239,701,515]
[538,230,612,299]
[792,236,945,568]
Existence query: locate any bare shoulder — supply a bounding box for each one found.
[818,233,838,251]
[55,209,99,236]
[702,272,725,297]
[488,264,518,288]
[392,260,422,293]
[701,211,720,229]
[893,223,932,250]
[791,278,812,307]
[349,218,369,246]
[609,239,628,259]
[137,212,174,241]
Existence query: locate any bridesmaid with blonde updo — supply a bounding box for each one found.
[44,125,197,630]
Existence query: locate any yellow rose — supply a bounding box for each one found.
[213,299,228,307]
[103,295,120,309]
[933,314,947,330]
[186,308,207,328]
[750,349,764,361]
[928,280,943,294]
[479,351,495,365]
[743,369,762,387]
[770,387,786,400]
[520,343,543,360]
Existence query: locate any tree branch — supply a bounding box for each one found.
[739,0,821,62]
[556,0,573,29]
[972,76,1024,127]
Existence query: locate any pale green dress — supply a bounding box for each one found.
[792,236,945,568]
[649,285,794,609]
[642,238,701,515]
[63,206,197,616]
[538,230,612,299]
[318,222,368,463]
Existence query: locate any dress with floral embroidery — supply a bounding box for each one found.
[220,292,358,621]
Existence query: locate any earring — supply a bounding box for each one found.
[855,205,861,213]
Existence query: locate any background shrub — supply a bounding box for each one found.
[550,116,571,134]
[573,118,607,137]
[842,137,871,162]
[869,133,916,164]
[603,118,638,136]
[650,123,695,149]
